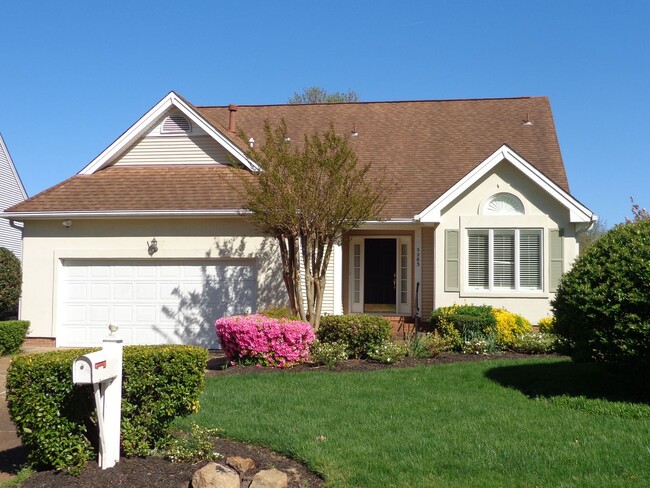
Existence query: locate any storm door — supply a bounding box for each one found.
[349,237,411,315]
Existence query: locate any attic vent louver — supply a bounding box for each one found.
[161,114,192,134]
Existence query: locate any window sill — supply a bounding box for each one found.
[460,291,549,299]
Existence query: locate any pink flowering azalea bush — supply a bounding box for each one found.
[215,314,315,368]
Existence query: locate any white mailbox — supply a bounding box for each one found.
[73,351,119,385]
[72,326,124,470]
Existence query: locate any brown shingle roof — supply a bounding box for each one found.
[8,165,250,212]
[7,96,568,218]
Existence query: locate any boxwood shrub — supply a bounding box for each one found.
[6,345,208,472]
[0,320,29,356]
[317,315,392,359]
[552,219,650,364]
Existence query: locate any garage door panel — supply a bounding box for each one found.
[135,283,156,300]
[65,283,87,300]
[113,283,134,300]
[113,305,133,322]
[64,305,87,323]
[58,259,257,348]
[90,283,110,300]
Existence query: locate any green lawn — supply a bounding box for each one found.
[174,358,650,487]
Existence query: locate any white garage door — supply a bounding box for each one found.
[58,259,257,348]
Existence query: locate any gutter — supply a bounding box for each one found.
[0,209,246,221]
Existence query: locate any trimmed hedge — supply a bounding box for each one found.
[0,248,21,318]
[552,219,650,364]
[6,345,207,472]
[317,315,392,359]
[0,320,29,356]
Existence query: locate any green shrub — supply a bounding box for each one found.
[461,336,498,355]
[257,305,300,320]
[6,345,208,472]
[162,424,223,463]
[430,304,497,348]
[537,317,556,334]
[367,340,408,364]
[310,340,349,369]
[317,315,392,359]
[509,332,557,354]
[407,332,455,358]
[0,248,21,319]
[0,320,29,356]
[552,219,650,364]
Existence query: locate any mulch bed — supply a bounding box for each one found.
[17,352,564,488]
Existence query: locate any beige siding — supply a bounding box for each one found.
[421,227,434,319]
[116,135,232,166]
[20,218,286,340]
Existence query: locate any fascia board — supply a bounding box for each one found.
[79,92,259,175]
[416,145,595,224]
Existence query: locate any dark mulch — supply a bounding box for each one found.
[15,352,565,488]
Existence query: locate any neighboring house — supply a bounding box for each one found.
[0,133,27,260]
[1,92,596,347]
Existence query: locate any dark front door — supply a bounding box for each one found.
[363,238,396,313]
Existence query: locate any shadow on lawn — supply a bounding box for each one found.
[485,360,650,405]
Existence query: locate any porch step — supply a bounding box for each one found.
[385,316,415,341]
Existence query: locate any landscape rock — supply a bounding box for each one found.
[250,468,288,488]
[226,455,256,474]
[191,462,240,488]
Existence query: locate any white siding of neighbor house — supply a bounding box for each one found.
[20,217,337,342]
[0,136,27,260]
[432,160,579,324]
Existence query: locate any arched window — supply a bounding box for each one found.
[484,193,524,215]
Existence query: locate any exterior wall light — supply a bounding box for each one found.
[147,238,158,256]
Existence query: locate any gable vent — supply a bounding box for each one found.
[161,114,192,134]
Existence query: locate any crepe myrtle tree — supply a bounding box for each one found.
[237,120,389,329]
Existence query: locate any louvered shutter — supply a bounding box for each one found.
[520,230,541,289]
[549,229,563,292]
[468,231,489,289]
[445,230,460,291]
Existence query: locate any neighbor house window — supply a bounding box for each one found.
[467,229,542,291]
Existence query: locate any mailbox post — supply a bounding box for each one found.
[72,325,124,470]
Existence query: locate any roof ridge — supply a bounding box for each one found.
[196,96,547,109]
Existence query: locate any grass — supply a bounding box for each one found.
[175,358,650,487]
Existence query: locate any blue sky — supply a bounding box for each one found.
[1,0,648,226]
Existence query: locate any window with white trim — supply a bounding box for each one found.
[467,229,542,291]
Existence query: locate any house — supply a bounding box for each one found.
[1,92,596,347]
[0,133,27,260]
